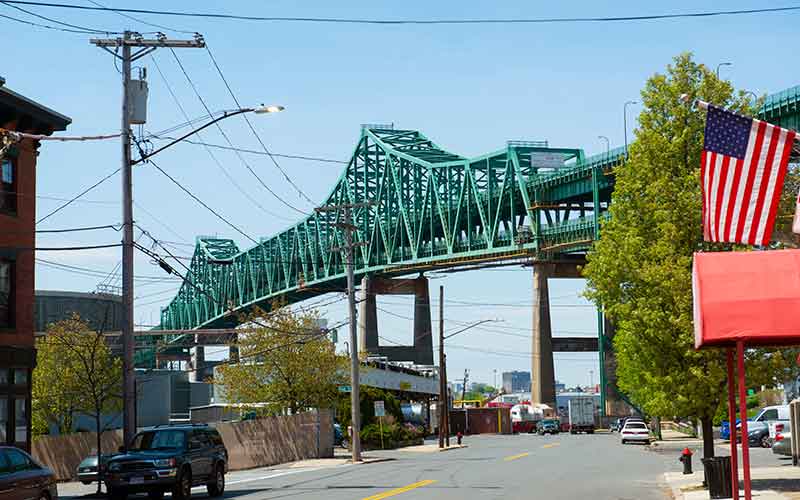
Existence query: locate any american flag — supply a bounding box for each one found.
[702,104,796,245]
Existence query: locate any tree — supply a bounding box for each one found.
[584,53,799,458]
[33,316,122,493]
[214,307,346,415]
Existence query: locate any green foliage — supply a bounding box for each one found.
[746,394,760,409]
[583,53,800,432]
[335,386,403,428]
[214,307,347,415]
[359,421,426,448]
[33,316,123,437]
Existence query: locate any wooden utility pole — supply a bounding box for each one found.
[315,202,373,462]
[438,284,450,447]
[90,31,205,448]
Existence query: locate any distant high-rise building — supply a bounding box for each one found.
[502,371,531,393]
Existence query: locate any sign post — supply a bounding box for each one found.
[375,401,385,450]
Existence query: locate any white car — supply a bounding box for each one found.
[621,421,651,444]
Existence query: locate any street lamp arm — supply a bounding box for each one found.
[132,108,254,165]
[443,319,498,340]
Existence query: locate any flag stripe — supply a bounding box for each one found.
[722,157,745,241]
[709,152,724,241]
[728,120,763,241]
[754,127,789,244]
[713,155,732,241]
[760,130,797,245]
[733,121,768,243]
[745,124,780,245]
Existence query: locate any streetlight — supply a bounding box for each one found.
[623,101,637,159]
[598,135,610,155]
[133,105,284,165]
[716,62,732,79]
[744,91,758,107]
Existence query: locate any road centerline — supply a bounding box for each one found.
[542,442,561,449]
[504,452,530,461]
[362,479,438,500]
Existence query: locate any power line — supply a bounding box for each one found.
[84,0,193,34]
[145,157,259,245]
[6,2,799,25]
[34,243,122,251]
[147,54,292,222]
[205,44,316,206]
[147,135,348,165]
[35,258,180,281]
[35,223,120,233]
[36,167,120,224]
[0,10,101,33]
[168,48,308,215]
[0,0,119,33]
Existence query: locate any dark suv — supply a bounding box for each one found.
[105,425,228,500]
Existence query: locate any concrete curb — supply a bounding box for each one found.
[438,444,468,452]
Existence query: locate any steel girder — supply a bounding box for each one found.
[159,127,619,331]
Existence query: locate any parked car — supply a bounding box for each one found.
[620,421,650,445]
[737,405,789,440]
[105,424,228,500]
[77,453,113,485]
[610,418,623,432]
[748,426,772,448]
[537,419,560,435]
[772,432,791,457]
[0,446,58,500]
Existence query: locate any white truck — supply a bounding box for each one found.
[568,396,596,434]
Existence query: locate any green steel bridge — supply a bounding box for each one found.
[153,84,800,334]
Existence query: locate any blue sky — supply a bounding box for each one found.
[7,1,800,387]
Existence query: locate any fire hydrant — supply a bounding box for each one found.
[679,447,693,475]
[456,431,463,445]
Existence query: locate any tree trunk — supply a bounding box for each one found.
[701,416,715,459]
[95,413,103,495]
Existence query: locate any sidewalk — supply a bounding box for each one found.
[664,466,800,499]
[653,430,800,499]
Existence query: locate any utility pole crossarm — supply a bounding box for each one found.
[89,37,206,48]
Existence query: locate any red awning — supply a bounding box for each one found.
[693,249,800,348]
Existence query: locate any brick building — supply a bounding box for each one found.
[0,80,70,451]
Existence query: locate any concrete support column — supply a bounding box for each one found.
[358,274,433,365]
[190,339,204,382]
[358,275,378,355]
[531,264,555,407]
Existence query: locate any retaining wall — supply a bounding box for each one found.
[32,410,334,481]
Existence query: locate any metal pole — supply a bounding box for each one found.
[591,162,606,418]
[598,135,610,155]
[623,100,637,160]
[344,206,362,462]
[438,285,445,449]
[120,31,136,448]
[727,349,740,500]
[737,341,752,500]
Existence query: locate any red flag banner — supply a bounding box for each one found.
[701,105,796,245]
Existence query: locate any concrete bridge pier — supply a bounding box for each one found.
[358,274,434,365]
[531,262,583,407]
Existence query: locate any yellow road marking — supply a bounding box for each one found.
[362,480,437,500]
[504,452,530,461]
[542,442,561,449]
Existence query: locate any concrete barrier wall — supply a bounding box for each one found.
[32,410,334,481]
[32,429,123,481]
[216,410,334,471]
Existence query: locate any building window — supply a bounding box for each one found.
[12,369,26,386]
[0,398,6,442]
[14,397,26,443]
[0,159,15,214]
[0,260,12,328]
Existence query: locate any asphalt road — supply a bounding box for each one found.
[62,432,681,500]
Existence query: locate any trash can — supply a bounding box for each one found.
[701,456,733,499]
